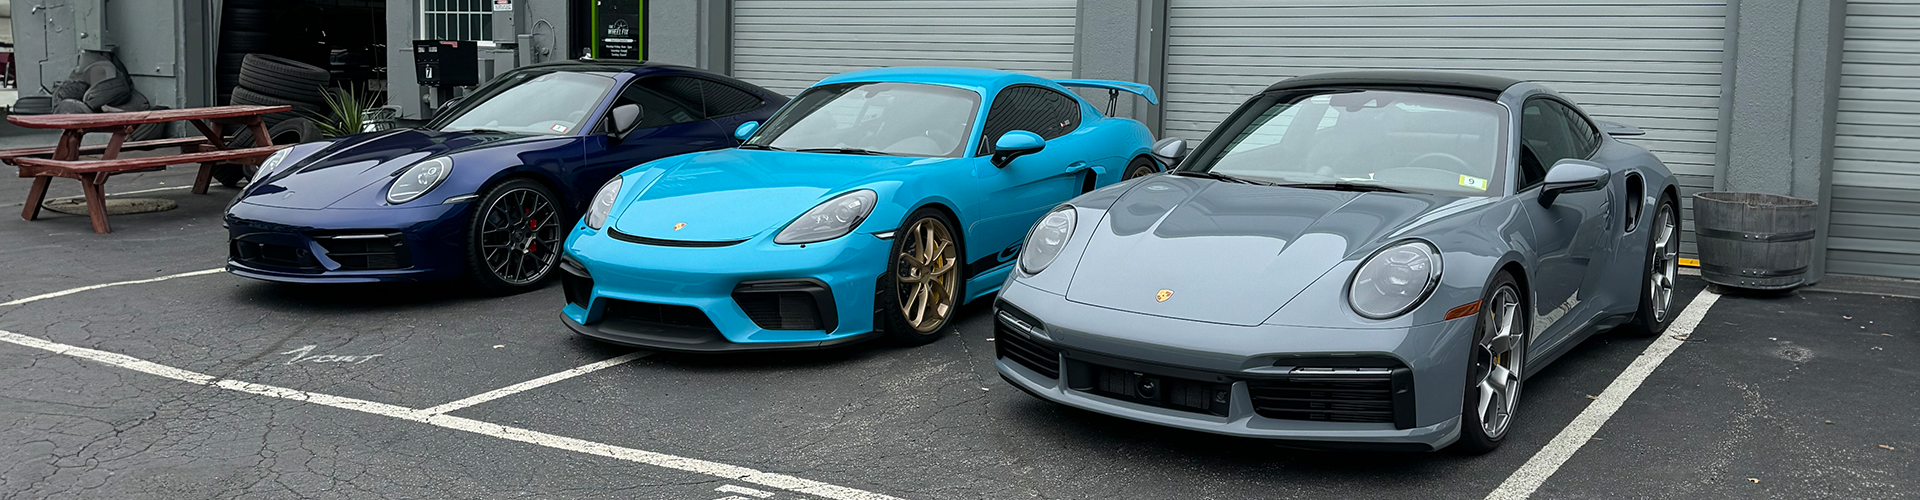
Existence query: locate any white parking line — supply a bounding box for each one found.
[0,268,224,307]
[421,350,653,415]
[0,329,902,500]
[1484,290,1721,500]
[717,484,778,498]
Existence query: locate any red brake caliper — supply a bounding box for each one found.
[524,209,539,253]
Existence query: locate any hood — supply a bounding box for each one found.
[240,129,554,209]
[1064,177,1456,326]
[611,149,938,241]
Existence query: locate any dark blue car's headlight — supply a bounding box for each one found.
[387,157,453,205]
[253,148,294,183]
[775,190,876,244]
[1348,240,1442,319]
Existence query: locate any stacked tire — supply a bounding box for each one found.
[218,54,329,188]
[18,56,171,142]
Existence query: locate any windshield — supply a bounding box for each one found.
[746,82,980,157]
[1184,90,1507,196]
[437,71,616,136]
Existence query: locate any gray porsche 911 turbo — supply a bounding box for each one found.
[994,71,1681,452]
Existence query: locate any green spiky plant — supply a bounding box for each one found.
[308,85,377,138]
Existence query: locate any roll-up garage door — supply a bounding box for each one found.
[1829,0,1920,279]
[732,0,1078,96]
[1164,0,1728,257]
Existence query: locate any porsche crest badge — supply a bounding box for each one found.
[1156,289,1173,302]
[673,222,687,231]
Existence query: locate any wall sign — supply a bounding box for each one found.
[593,1,646,60]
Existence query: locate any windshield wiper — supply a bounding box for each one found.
[1171,170,1274,186]
[1275,182,1410,194]
[795,147,897,156]
[449,128,515,135]
[738,143,786,151]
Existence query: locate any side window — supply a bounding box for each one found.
[975,86,1083,156]
[606,78,702,131]
[701,80,766,118]
[1554,102,1601,159]
[1517,98,1578,189]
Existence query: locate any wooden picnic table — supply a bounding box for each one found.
[3,105,293,233]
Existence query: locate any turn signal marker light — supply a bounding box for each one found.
[1444,301,1481,321]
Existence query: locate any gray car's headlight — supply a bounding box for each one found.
[1019,206,1075,275]
[775,190,876,244]
[1348,240,1442,319]
[386,157,453,204]
[253,148,294,182]
[584,176,623,230]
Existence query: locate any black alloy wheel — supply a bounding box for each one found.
[465,179,563,295]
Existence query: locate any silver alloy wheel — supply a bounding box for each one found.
[1648,203,1679,322]
[1477,285,1524,439]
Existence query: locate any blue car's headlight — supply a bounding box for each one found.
[775,190,876,244]
[1019,206,1075,275]
[1348,240,1442,319]
[584,176,623,230]
[387,157,453,205]
[253,148,294,183]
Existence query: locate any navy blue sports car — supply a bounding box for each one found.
[225,60,786,293]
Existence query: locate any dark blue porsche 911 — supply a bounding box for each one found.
[225,60,785,294]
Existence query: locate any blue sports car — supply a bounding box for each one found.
[224,60,785,294]
[560,67,1161,351]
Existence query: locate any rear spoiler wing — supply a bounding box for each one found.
[1054,79,1159,114]
[1599,121,1645,137]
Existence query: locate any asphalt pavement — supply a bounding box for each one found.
[1,163,1913,500]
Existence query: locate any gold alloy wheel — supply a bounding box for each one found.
[894,218,960,333]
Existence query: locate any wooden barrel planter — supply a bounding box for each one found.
[1692,192,1818,291]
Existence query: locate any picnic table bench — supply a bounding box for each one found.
[3,105,293,233]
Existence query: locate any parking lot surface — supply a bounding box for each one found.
[2,166,1913,499]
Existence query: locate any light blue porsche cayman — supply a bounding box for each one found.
[558,67,1161,351]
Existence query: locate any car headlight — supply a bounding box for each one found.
[775,190,877,244]
[1348,240,1442,319]
[254,148,294,182]
[584,176,623,230]
[1019,206,1075,275]
[386,157,453,204]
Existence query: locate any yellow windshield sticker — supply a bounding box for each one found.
[1459,175,1489,191]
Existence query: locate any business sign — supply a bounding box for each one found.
[593,1,645,59]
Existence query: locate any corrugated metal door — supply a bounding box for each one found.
[731,0,1078,96]
[1163,0,1728,257]
[1830,0,1920,279]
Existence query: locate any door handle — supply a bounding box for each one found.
[1066,161,1089,173]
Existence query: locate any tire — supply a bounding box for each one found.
[1455,271,1527,454]
[230,86,323,127]
[53,99,94,114]
[240,54,330,90]
[239,70,328,104]
[1625,196,1681,336]
[75,61,120,86]
[1122,156,1159,180]
[464,179,565,295]
[102,89,150,112]
[880,207,963,346]
[128,107,172,142]
[218,117,316,188]
[223,7,281,27]
[13,96,56,115]
[52,80,89,100]
[81,78,132,109]
[266,117,322,146]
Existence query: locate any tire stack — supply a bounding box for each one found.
[217,0,285,101]
[227,54,330,147]
[21,56,170,141]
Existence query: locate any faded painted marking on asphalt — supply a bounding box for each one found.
[716,484,777,498]
[0,329,901,500]
[0,268,224,307]
[420,350,651,415]
[1484,290,1721,500]
[279,345,385,365]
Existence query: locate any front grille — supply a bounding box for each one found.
[314,234,410,270]
[607,228,747,248]
[232,238,321,270]
[1247,367,1412,427]
[1086,365,1230,416]
[735,291,824,330]
[994,310,1060,379]
[559,258,593,309]
[602,299,718,331]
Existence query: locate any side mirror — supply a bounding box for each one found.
[1152,137,1188,165]
[609,104,644,140]
[991,131,1046,168]
[1540,159,1611,206]
[734,121,761,142]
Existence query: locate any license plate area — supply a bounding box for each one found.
[1065,358,1231,417]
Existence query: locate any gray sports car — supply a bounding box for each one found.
[994,71,1681,452]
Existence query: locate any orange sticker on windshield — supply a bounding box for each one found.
[1459,175,1489,191]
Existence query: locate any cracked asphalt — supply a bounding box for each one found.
[1,164,1913,499]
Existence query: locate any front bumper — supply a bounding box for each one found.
[224,200,471,284]
[994,280,1477,451]
[561,225,892,351]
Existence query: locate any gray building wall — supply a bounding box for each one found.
[12,0,183,107]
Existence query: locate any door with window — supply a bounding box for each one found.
[1517,97,1613,350]
[964,85,1087,278]
[574,76,734,208]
